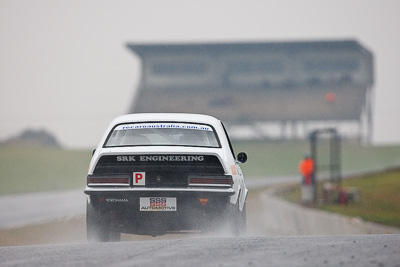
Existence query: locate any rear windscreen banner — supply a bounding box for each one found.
[114,123,212,131]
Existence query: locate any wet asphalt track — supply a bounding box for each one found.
[1,234,399,266]
[0,177,291,229]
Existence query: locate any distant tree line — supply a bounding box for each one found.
[1,129,61,148]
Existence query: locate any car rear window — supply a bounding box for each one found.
[104,122,220,148]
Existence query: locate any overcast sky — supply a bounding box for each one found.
[1,0,399,148]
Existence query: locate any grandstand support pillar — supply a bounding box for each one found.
[303,121,309,140]
[281,121,296,140]
[280,121,285,140]
[358,122,363,143]
[361,85,374,145]
[293,121,300,139]
[290,121,296,139]
[367,85,374,144]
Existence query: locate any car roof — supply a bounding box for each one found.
[110,113,222,126]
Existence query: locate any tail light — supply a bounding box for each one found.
[188,175,233,187]
[87,175,130,186]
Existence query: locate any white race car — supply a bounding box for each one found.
[85,113,248,241]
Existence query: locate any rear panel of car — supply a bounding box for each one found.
[87,154,228,188]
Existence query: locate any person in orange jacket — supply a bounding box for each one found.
[298,154,314,185]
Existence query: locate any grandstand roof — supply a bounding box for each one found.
[128,40,371,57]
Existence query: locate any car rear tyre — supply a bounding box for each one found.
[226,201,246,236]
[86,201,120,242]
[239,203,247,236]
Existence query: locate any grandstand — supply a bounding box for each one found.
[126,40,374,142]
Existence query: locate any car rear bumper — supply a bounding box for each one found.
[84,186,235,196]
[85,187,236,235]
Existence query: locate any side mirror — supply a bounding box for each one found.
[237,152,247,163]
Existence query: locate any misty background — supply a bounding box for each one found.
[1,0,400,148]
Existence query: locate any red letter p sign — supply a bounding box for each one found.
[134,172,145,186]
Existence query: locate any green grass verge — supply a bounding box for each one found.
[281,168,400,228]
[0,147,91,195]
[232,140,309,176]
